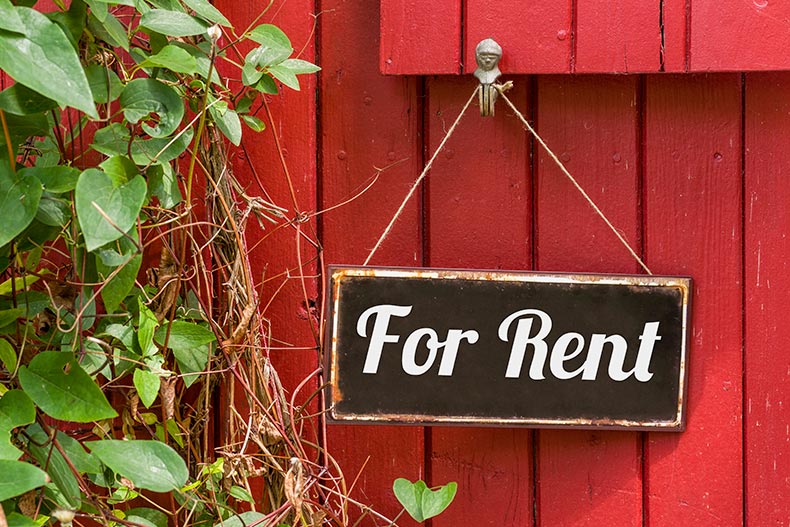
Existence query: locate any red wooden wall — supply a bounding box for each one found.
[220,0,790,525]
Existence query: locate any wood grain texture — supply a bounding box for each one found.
[691,0,790,71]
[425,75,533,526]
[465,0,572,74]
[535,76,643,526]
[661,0,688,72]
[380,0,461,74]
[321,1,424,524]
[744,71,790,526]
[644,74,743,525]
[215,0,320,426]
[575,0,660,72]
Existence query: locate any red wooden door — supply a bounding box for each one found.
[219,0,790,524]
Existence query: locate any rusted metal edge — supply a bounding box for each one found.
[322,265,692,431]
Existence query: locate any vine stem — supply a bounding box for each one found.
[0,109,15,172]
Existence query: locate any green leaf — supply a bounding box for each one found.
[0,162,43,248]
[18,351,118,422]
[0,459,48,501]
[213,512,266,527]
[0,308,23,328]
[241,58,262,86]
[393,479,457,522]
[95,233,141,314]
[28,423,101,474]
[99,155,138,186]
[147,163,181,209]
[140,9,209,37]
[181,0,229,27]
[0,338,17,374]
[0,0,26,33]
[138,45,198,74]
[0,83,57,115]
[0,7,97,118]
[92,122,193,164]
[36,194,71,227]
[6,512,44,527]
[240,114,265,133]
[229,485,254,504]
[209,106,241,146]
[25,424,81,508]
[137,298,158,357]
[88,439,188,492]
[155,321,214,387]
[87,11,129,51]
[277,58,320,74]
[246,24,292,66]
[0,273,38,296]
[120,78,184,138]
[0,390,35,460]
[268,64,300,91]
[254,75,278,95]
[125,508,168,527]
[421,481,457,520]
[133,368,160,408]
[86,64,123,104]
[75,168,147,252]
[393,478,426,522]
[19,166,80,193]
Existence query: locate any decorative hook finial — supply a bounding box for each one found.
[474,38,502,117]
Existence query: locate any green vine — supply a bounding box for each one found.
[0,0,328,525]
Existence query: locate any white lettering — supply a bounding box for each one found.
[357,304,412,374]
[499,309,552,379]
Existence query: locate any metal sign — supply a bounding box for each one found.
[324,266,691,431]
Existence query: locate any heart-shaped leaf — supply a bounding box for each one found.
[75,168,147,252]
[138,45,198,74]
[133,368,160,408]
[421,481,457,520]
[17,351,118,422]
[120,78,184,138]
[0,162,43,248]
[393,478,457,522]
[0,6,96,118]
[393,478,427,522]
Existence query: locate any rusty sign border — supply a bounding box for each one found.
[324,266,691,431]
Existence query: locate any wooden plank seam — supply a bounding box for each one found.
[495,84,653,274]
[364,79,652,276]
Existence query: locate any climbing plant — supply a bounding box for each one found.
[0,0,331,525]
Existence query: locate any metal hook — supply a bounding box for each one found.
[474,38,502,117]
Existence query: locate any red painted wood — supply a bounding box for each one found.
[744,71,790,526]
[216,0,319,408]
[535,76,643,526]
[464,0,572,74]
[644,74,743,524]
[661,0,688,72]
[575,0,660,72]
[380,0,461,74]
[425,76,533,526]
[321,1,425,524]
[691,1,790,71]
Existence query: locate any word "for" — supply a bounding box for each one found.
[356,305,661,382]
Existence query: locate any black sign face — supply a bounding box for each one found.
[325,266,691,431]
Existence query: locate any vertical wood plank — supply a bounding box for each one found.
[465,0,572,74]
[575,0,660,72]
[661,0,688,72]
[321,1,425,524]
[380,0,461,74]
[644,74,743,525]
[215,0,319,428]
[426,75,533,526]
[744,71,790,526]
[691,1,790,71]
[535,76,643,527]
